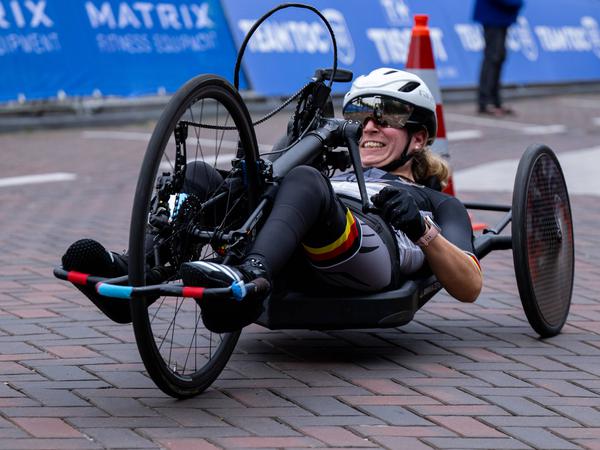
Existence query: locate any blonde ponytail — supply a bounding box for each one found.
[411,148,450,190]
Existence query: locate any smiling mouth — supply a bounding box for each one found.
[362,141,386,149]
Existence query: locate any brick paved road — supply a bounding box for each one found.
[0,93,599,449]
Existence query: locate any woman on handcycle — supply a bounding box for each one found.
[61,68,482,333]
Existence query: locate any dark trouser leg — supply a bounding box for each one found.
[478,26,508,110]
[246,165,349,276]
[182,160,225,200]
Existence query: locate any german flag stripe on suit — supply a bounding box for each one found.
[302,209,362,268]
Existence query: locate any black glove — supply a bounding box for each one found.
[371,186,426,242]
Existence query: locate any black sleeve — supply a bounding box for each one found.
[433,196,475,253]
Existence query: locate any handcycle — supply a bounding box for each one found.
[54,4,574,399]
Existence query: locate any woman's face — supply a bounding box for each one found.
[359,119,413,168]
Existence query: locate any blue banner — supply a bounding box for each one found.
[220,0,600,95]
[2,0,600,102]
[0,0,245,102]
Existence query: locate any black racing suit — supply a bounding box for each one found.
[239,165,478,293]
[182,161,477,292]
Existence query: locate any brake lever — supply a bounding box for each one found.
[342,121,374,214]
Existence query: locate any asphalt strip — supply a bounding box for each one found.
[454,145,600,196]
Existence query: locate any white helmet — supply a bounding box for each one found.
[343,68,437,145]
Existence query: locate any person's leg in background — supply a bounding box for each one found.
[478,26,508,115]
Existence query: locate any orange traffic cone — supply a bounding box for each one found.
[404,14,453,196]
[405,15,487,231]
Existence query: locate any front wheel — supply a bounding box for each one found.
[512,144,574,338]
[128,75,260,398]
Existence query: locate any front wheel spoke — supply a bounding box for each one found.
[150,295,169,324]
[167,296,179,367]
[182,312,204,375]
[156,296,187,353]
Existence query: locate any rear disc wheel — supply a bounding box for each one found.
[512,144,574,337]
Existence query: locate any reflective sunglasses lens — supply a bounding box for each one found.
[343,96,413,129]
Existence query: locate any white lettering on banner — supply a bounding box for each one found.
[153,31,216,53]
[534,17,600,58]
[454,18,539,61]
[507,17,538,61]
[367,28,410,63]
[156,4,181,29]
[95,31,216,54]
[135,2,154,28]
[0,31,59,54]
[238,19,329,54]
[96,33,152,53]
[581,16,600,59]
[0,0,53,29]
[322,9,355,65]
[366,27,448,63]
[379,0,410,27]
[430,28,448,61]
[86,2,115,28]
[85,2,214,30]
[0,4,7,27]
[118,3,141,28]
[535,26,590,51]
[454,24,484,51]
[12,1,25,27]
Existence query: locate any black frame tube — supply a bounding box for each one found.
[484,211,512,236]
[463,202,511,212]
[473,234,512,259]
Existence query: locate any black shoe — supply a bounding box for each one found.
[61,239,170,324]
[62,239,131,323]
[180,258,270,333]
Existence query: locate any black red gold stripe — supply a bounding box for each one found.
[302,209,361,267]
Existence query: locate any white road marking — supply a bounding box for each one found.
[81,130,151,141]
[0,172,77,188]
[454,145,600,196]
[445,113,565,135]
[447,129,483,141]
[593,117,600,126]
[522,124,567,135]
[81,130,273,152]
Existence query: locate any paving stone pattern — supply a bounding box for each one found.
[1,96,599,449]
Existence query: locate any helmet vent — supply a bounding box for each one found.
[398,81,420,92]
[384,69,398,75]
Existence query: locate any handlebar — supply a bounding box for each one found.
[271,118,373,213]
[272,118,361,177]
[53,266,270,302]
